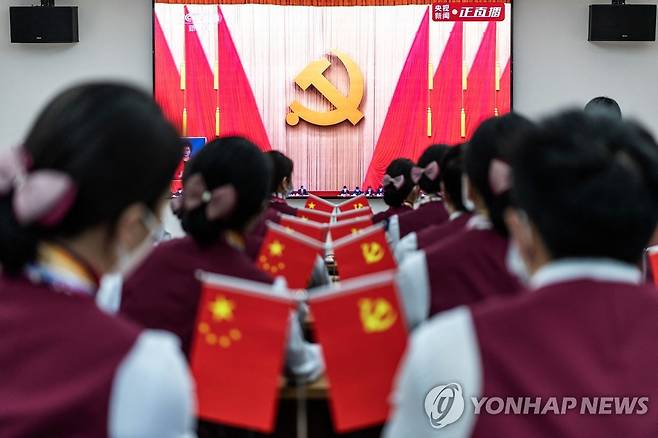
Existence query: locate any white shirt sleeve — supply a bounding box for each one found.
[309,255,331,287]
[388,215,401,248]
[395,232,419,264]
[109,330,196,438]
[383,307,483,438]
[285,311,325,384]
[96,274,124,314]
[395,251,431,330]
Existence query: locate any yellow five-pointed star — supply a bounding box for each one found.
[269,240,285,257]
[209,296,235,321]
[308,202,316,209]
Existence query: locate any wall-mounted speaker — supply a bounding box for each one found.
[10,6,79,43]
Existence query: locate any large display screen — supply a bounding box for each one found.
[155,1,512,191]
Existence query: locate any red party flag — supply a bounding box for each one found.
[334,207,373,222]
[279,214,329,242]
[649,247,658,286]
[309,271,408,432]
[332,225,397,280]
[296,208,333,224]
[190,273,294,432]
[329,216,373,241]
[336,194,371,212]
[257,221,324,289]
[304,193,336,213]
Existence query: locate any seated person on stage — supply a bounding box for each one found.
[585,95,622,119]
[395,114,533,328]
[299,185,309,196]
[340,185,350,197]
[372,158,419,224]
[395,144,472,263]
[0,84,194,437]
[385,110,658,438]
[353,186,363,196]
[376,185,385,197]
[120,137,324,383]
[388,144,450,245]
[266,150,298,216]
[366,185,374,197]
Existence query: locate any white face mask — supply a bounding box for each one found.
[112,209,164,278]
[461,175,476,212]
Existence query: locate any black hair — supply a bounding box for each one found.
[511,110,658,264]
[383,158,416,208]
[464,113,535,236]
[585,96,622,120]
[417,144,449,194]
[0,83,182,274]
[266,150,293,194]
[440,144,466,212]
[180,136,272,244]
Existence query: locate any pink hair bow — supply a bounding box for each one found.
[411,161,440,184]
[0,148,77,227]
[174,173,237,221]
[382,174,405,190]
[489,159,512,196]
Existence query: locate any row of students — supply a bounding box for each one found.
[385,110,658,437]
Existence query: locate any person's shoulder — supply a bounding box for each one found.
[423,229,476,266]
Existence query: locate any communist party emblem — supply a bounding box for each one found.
[358,298,398,333]
[198,295,242,348]
[258,240,287,275]
[361,242,386,265]
[286,50,365,127]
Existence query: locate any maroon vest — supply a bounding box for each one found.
[269,198,298,216]
[249,206,282,238]
[0,277,140,437]
[372,205,413,224]
[425,228,522,316]
[398,201,449,238]
[120,236,273,356]
[416,212,472,250]
[471,280,658,437]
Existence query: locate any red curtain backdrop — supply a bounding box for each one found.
[362,10,429,188]
[155,15,183,132]
[498,60,512,116]
[464,22,496,138]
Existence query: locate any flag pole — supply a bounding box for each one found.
[215,9,220,137]
[427,5,433,138]
[181,18,187,137]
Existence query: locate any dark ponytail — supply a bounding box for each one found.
[0,83,182,274]
[382,158,416,207]
[180,136,272,244]
[417,144,449,194]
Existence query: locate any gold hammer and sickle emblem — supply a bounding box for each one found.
[361,242,385,265]
[286,50,364,127]
[358,298,397,333]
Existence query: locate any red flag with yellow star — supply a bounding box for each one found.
[296,208,333,224]
[279,214,329,242]
[308,271,408,432]
[304,193,336,213]
[334,207,373,222]
[257,221,325,289]
[332,224,397,280]
[336,194,371,213]
[328,216,373,241]
[190,272,294,432]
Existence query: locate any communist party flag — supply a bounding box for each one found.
[334,207,373,222]
[190,272,293,432]
[304,193,336,213]
[309,271,408,431]
[296,208,333,224]
[332,225,397,280]
[336,194,371,212]
[256,221,324,289]
[329,216,373,241]
[279,214,328,242]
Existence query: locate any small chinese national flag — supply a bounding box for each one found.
[334,207,373,222]
[304,193,335,213]
[279,214,328,242]
[329,216,373,241]
[332,225,397,280]
[296,208,333,224]
[336,194,371,212]
[309,272,408,432]
[190,273,293,432]
[257,221,324,289]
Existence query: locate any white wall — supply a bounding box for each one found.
[1,0,657,145]
[0,0,153,147]
[513,0,658,134]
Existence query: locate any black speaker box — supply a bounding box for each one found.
[589,5,657,41]
[10,6,79,43]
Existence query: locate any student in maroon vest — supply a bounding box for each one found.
[0,84,194,437]
[372,158,419,224]
[120,137,323,380]
[396,114,533,328]
[388,144,449,244]
[386,110,658,438]
[395,144,472,262]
